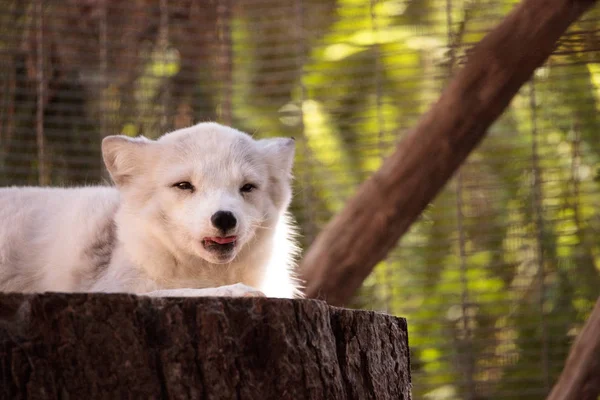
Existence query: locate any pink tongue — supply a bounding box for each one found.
[207,236,237,244]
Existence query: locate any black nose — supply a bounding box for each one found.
[211,211,237,232]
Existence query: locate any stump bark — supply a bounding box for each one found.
[0,293,411,400]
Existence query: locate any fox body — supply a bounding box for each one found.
[0,123,301,298]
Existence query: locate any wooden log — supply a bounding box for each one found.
[546,296,600,400]
[0,293,411,400]
[299,0,598,305]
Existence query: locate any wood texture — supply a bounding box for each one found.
[299,0,598,305]
[546,296,600,400]
[0,293,411,400]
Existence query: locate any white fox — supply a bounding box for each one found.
[0,123,302,298]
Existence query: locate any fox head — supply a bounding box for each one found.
[101,122,295,266]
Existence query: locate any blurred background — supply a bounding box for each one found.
[1,0,599,398]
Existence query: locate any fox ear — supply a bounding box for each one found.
[260,137,296,177]
[102,135,152,186]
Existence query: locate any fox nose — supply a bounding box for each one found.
[211,210,237,232]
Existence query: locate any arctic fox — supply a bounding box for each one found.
[0,123,302,298]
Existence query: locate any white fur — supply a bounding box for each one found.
[0,123,303,298]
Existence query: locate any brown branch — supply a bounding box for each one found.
[546,297,600,400]
[299,0,598,305]
[217,0,233,125]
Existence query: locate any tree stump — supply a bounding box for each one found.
[0,293,411,399]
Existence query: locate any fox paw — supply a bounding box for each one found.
[144,283,265,298]
[212,283,266,298]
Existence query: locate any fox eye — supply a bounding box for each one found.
[240,183,257,193]
[173,181,195,192]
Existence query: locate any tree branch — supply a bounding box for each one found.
[546,296,600,400]
[300,0,598,305]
